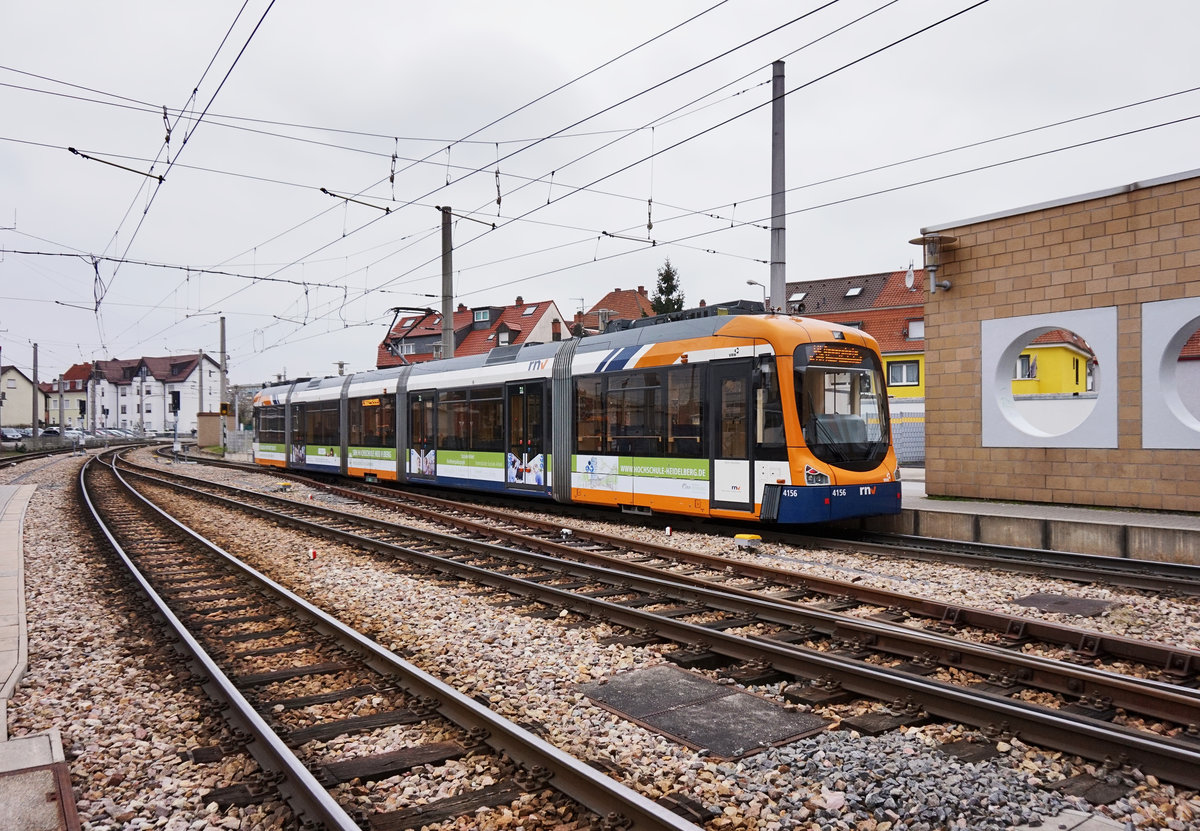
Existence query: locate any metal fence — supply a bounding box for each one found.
[890,398,926,465]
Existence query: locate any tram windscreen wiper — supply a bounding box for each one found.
[804,391,853,463]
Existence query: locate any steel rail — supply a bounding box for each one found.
[797,529,1200,595]
[168,452,1200,593]
[121,459,1200,788]
[125,458,1200,682]
[80,454,362,831]
[94,452,703,831]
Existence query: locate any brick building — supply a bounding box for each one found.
[918,169,1200,512]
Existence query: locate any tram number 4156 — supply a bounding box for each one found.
[831,488,848,497]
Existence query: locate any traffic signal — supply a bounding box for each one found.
[219,401,230,416]
[170,391,180,413]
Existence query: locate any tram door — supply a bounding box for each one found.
[506,381,545,489]
[709,360,753,511]
[408,392,436,479]
[288,403,307,467]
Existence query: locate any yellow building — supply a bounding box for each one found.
[1011,329,1095,396]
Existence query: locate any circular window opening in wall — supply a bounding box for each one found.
[1001,326,1099,437]
[982,307,1117,449]
[1174,321,1200,423]
[1143,299,1200,449]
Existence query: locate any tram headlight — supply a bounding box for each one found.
[804,464,830,486]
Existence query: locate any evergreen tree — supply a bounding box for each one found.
[651,258,685,314]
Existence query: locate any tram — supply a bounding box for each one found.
[252,307,902,523]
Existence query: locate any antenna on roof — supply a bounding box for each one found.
[905,261,915,290]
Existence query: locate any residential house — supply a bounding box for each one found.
[1183,329,1200,419]
[64,354,221,434]
[572,286,654,335]
[785,268,928,398]
[1011,329,1096,396]
[378,297,568,368]
[0,365,48,430]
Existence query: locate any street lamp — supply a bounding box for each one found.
[908,234,957,294]
[746,279,768,311]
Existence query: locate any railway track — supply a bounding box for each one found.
[141,454,1200,684]
[120,451,1200,789]
[83,451,700,830]
[803,528,1200,597]
[174,449,1200,595]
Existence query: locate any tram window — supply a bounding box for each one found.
[257,406,285,443]
[305,402,339,447]
[349,400,364,446]
[350,396,393,448]
[409,394,433,447]
[575,377,604,453]
[470,386,504,452]
[290,405,306,442]
[667,365,705,458]
[795,341,890,470]
[378,397,395,447]
[755,357,788,461]
[718,377,748,458]
[605,371,664,456]
[437,390,468,450]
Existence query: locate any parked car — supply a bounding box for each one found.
[41,427,60,435]
[0,427,22,441]
[63,429,84,441]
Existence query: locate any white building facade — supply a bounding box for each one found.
[65,354,223,435]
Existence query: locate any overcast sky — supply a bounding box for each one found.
[3,0,1198,385]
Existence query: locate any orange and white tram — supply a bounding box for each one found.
[252,309,902,523]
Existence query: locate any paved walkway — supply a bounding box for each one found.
[900,465,1200,532]
[0,485,35,716]
[0,483,74,830]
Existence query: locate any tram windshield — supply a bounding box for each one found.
[794,341,890,470]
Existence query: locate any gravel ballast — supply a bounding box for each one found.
[4,452,1199,830]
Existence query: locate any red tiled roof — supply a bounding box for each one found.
[90,355,206,384]
[377,299,561,367]
[790,269,926,354]
[806,308,924,353]
[786,269,926,316]
[577,287,654,331]
[1180,328,1200,359]
[1028,329,1095,356]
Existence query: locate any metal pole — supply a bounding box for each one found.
[220,316,228,449]
[441,206,454,360]
[31,343,38,437]
[769,60,786,313]
[198,348,205,418]
[57,378,64,431]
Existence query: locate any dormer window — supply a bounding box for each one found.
[498,329,511,346]
[474,309,490,322]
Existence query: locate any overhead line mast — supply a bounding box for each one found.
[769,60,786,313]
